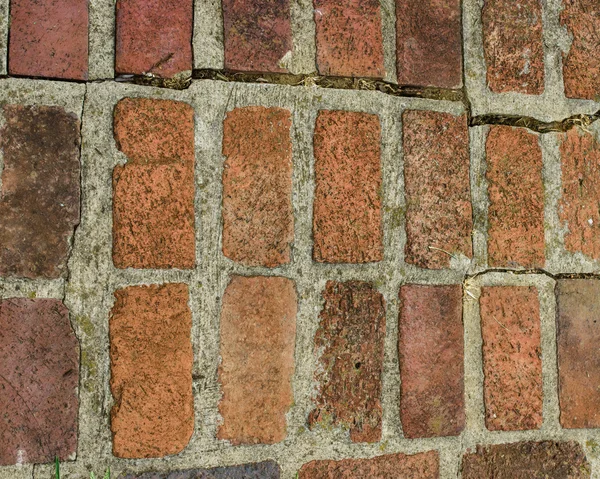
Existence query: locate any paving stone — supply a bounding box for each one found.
[480,286,543,431]
[482,0,544,94]
[398,284,465,438]
[309,281,386,443]
[0,298,79,465]
[313,110,383,263]
[222,107,294,267]
[462,441,591,478]
[112,98,195,269]
[222,0,293,73]
[396,0,462,88]
[486,126,544,268]
[8,0,88,80]
[0,105,80,279]
[121,461,281,478]
[556,279,600,428]
[314,0,384,78]
[402,110,472,269]
[115,0,193,78]
[110,284,194,458]
[218,276,297,445]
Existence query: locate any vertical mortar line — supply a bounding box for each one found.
[0,0,8,75]
[541,0,569,106]
[469,125,489,270]
[380,0,397,84]
[461,0,487,117]
[193,0,224,70]
[88,0,116,79]
[289,0,317,74]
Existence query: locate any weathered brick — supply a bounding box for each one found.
[462,441,591,479]
[482,0,544,94]
[218,276,297,445]
[115,0,193,78]
[558,128,600,259]
[0,105,80,279]
[112,98,195,269]
[309,281,386,443]
[110,284,194,458]
[398,284,465,438]
[122,461,281,478]
[222,0,293,73]
[396,0,462,88]
[222,107,294,267]
[561,0,600,100]
[486,126,544,268]
[556,279,600,428]
[403,110,472,269]
[8,0,88,80]
[298,451,439,478]
[480,286,542,431]
[313,110,382,263]
[0,299,79,465]
[314,0,384,78]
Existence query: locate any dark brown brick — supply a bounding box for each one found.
[121,461,281,478]
[309,281,386,443]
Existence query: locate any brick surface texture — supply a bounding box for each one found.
[222,107,294,267]
[309,281,386,443]
[313,110,383,263]
[110,284,194,458]
[218,276,297,445]
[0,299,79,466]
[402,110,472,268]
[480,286,543,431]
[398,285,465,438]
[486,126,545,268]
[121,461,281,478]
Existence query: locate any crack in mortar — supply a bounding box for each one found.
[471,110,600,134]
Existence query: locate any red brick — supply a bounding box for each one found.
[558,128,600,258]
[486,126,545,268]
[218,276,297,445]
[480,286,542,431]
[298,451,439,479]
[0,299,79,465]
[482,0,544,94]
[8,0,88,80]
[0,105,80,279]
[110,284,194,458]
[313,110,382,263]
[556,279,600,428]
[115,0,193,78]
[122,461,281,479]
[403,110,472,269]
[561,0,600,100]
[309,281,386,443]
[112,98,195,269]
[222,0,293,73]
[396,0,462,88]
[462,441,591,479]
[222,107,294,267]
[314,0,384,78]
[398,284,465,438]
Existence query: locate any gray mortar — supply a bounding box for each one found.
[380,0,397,84]
[0,0,7,75]
[287,0,316,74]
[193,0,224,70]
[88,0,115,80]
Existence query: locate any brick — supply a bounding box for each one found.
[398,285,464,438]
[112,98,195,269]
[0,299,79,465]
[0,105,80,279]
[8,0,88,80]
[314,0,384,78]
[396,0,462,88]
[313,110,383,263]
[561,0,600,100]
[462,441,591,479]
[309,281,386,443]
[121,461,281,478]
[556,279,600,428]
[115,0,193,78]
[110,284,194,458]
[298,451,439,479]
[222,107,294,267]
[403,110,472,269]
[480,286,542,431]
[482,0,544,94]
[222,0,293,73]
[486,126,544,268]
[558,128,600,259]
[218,276,297,445]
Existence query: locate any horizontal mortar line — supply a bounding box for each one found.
[470,110,600,134]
